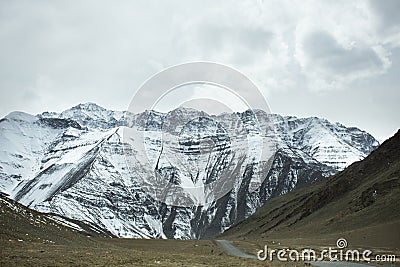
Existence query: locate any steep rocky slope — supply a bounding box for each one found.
[221,130,400,250]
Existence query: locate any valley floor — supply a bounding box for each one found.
[5,237,397,266]
[0,238,311,267]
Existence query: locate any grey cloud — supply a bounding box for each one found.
[368,0,400,31]
[191,24,274,65]
[302,31,385,75]
[199,25,273,51]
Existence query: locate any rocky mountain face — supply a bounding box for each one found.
[220,130,400,247]
[0,103,379,239]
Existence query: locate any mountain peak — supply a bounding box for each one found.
[71,102,107,112]
[40,102,122,129]
[4,111,37,123]
[167,106,209,116]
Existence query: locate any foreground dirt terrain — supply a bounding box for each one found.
[0,194,306,266]
[0,238,254,267]
[1,237,316,266]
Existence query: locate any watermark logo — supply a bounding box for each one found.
[336,237,347,249]
[122,62,276,207]
[257,238,396,263]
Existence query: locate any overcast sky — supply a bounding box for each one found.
[0,0,399,141]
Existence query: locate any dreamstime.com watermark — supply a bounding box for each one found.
[257,238,397,263]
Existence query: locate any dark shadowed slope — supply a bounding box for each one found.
[0,194,111,245]
[221,129,400,251]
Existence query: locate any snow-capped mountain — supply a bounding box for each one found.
[0,103,378,239]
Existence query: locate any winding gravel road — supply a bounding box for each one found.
[215,239,258,259]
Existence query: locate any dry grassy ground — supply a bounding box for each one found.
[1,237,314,266]
[0,238,259,267]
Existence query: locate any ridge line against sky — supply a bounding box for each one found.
[0,0,399,140]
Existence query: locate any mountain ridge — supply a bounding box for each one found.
[0,103,379,239]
